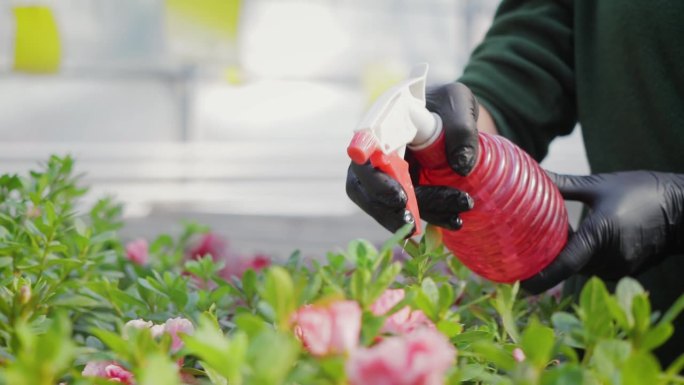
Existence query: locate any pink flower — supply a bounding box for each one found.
[125,239,149,265]
[180,372,200,384]
[188,233,227,261]
[218,254,272,280]
[83,361,135,384]
[346,329,456,385]
[123,319,153,338]
[293,300,361,356]
[371,289,434,335]
[150,324,166,339]
[513,348,526,362]
[164,317,195,353]
[245,254,271,271]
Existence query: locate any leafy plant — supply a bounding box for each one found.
[0,156,682,385]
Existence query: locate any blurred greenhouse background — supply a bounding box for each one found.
[0,0,589,259]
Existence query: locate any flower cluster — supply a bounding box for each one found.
[83,317,194,383]
[292,290,455,385]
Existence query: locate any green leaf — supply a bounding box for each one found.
[260,267,295,330]
[367,262,402,304]
[183,316,246,384]
[521,319,555,368]
[360,312,386,346]
[631,293,651,334]
[591,340,631,379]
[51,294,101,308]
[0,257,12,269]
[540,364,584,385]
[579,278,614,341]
[421,277,439,306]
[201,362,229,385]
[318,356,346,382]
[437,319,463,338]
[622,352,660,385]
[492,283,520,343]
[438,284,455,314]
[605,296,630,331]
[247,330,299,385]
[241,269,257,300]
[615,277,644,327]
[453,330,493,347]
[234,313,267,338]
[640,322,673,351]
[412,289,438,321]
[423,224,442,254]
[471,341,515,371]
[350,268,371,305]
[552,312,584,348]
[138,353,180,385]
[91,329,131,359]
[380,223,413,255]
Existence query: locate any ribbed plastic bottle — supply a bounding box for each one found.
[411,131,569,283]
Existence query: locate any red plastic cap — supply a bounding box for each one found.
[347,131,378,164]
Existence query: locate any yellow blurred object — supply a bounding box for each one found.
[362,64,406,105]
[224,66,243,85]
[13,6,61,73]
[166,0,241,40]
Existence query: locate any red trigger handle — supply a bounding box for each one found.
[370,151,422,237]
[347,131,421,236]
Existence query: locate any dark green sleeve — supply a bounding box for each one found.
[459,0,577,161]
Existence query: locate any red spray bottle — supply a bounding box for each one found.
[347,64,568,283]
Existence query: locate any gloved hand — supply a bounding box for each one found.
[522,171,684,294]
[346,83,479,233]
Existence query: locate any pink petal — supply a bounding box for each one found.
[371,289,435,335]
[164,317,195,353]
[513,348,526,362]
[188,233,227,261]
[293,305,333,356]
[150,324,166,339]
[370,289,405,316]
[105,364,135,384]
[327,301,362,354]
[83,361,112,377]
[125,239,149,265]
[346,329,455,385]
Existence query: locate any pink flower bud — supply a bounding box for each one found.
[188,233,227,261]
[293,300,361,356]
[370,289,434,335]
[164,317,194,353]
[151,324,166,339]
[19,284,31,305]
[123,318,153,338]
[346,329,456,385]
[83,361,135,384]
[513,347,526,362]
[125,239,149,265]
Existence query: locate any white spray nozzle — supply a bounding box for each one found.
[348,63,442,164]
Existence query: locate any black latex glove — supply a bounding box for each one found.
[522,171,684,294]
[346,83,479,234]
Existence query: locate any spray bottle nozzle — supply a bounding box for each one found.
[347,131,378,164]
[348,63,443,237]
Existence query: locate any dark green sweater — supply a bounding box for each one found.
[459,0,684,365]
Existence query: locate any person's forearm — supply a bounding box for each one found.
[478,105,499,135]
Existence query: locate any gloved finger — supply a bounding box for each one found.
[426,83,479,176]
[545,171,601,203]
[346,164,415,234]
[348,162,407,208]
[415,185,474,230]
[521,215,602,294]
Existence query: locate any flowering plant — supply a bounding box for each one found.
[0,156,682,385]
